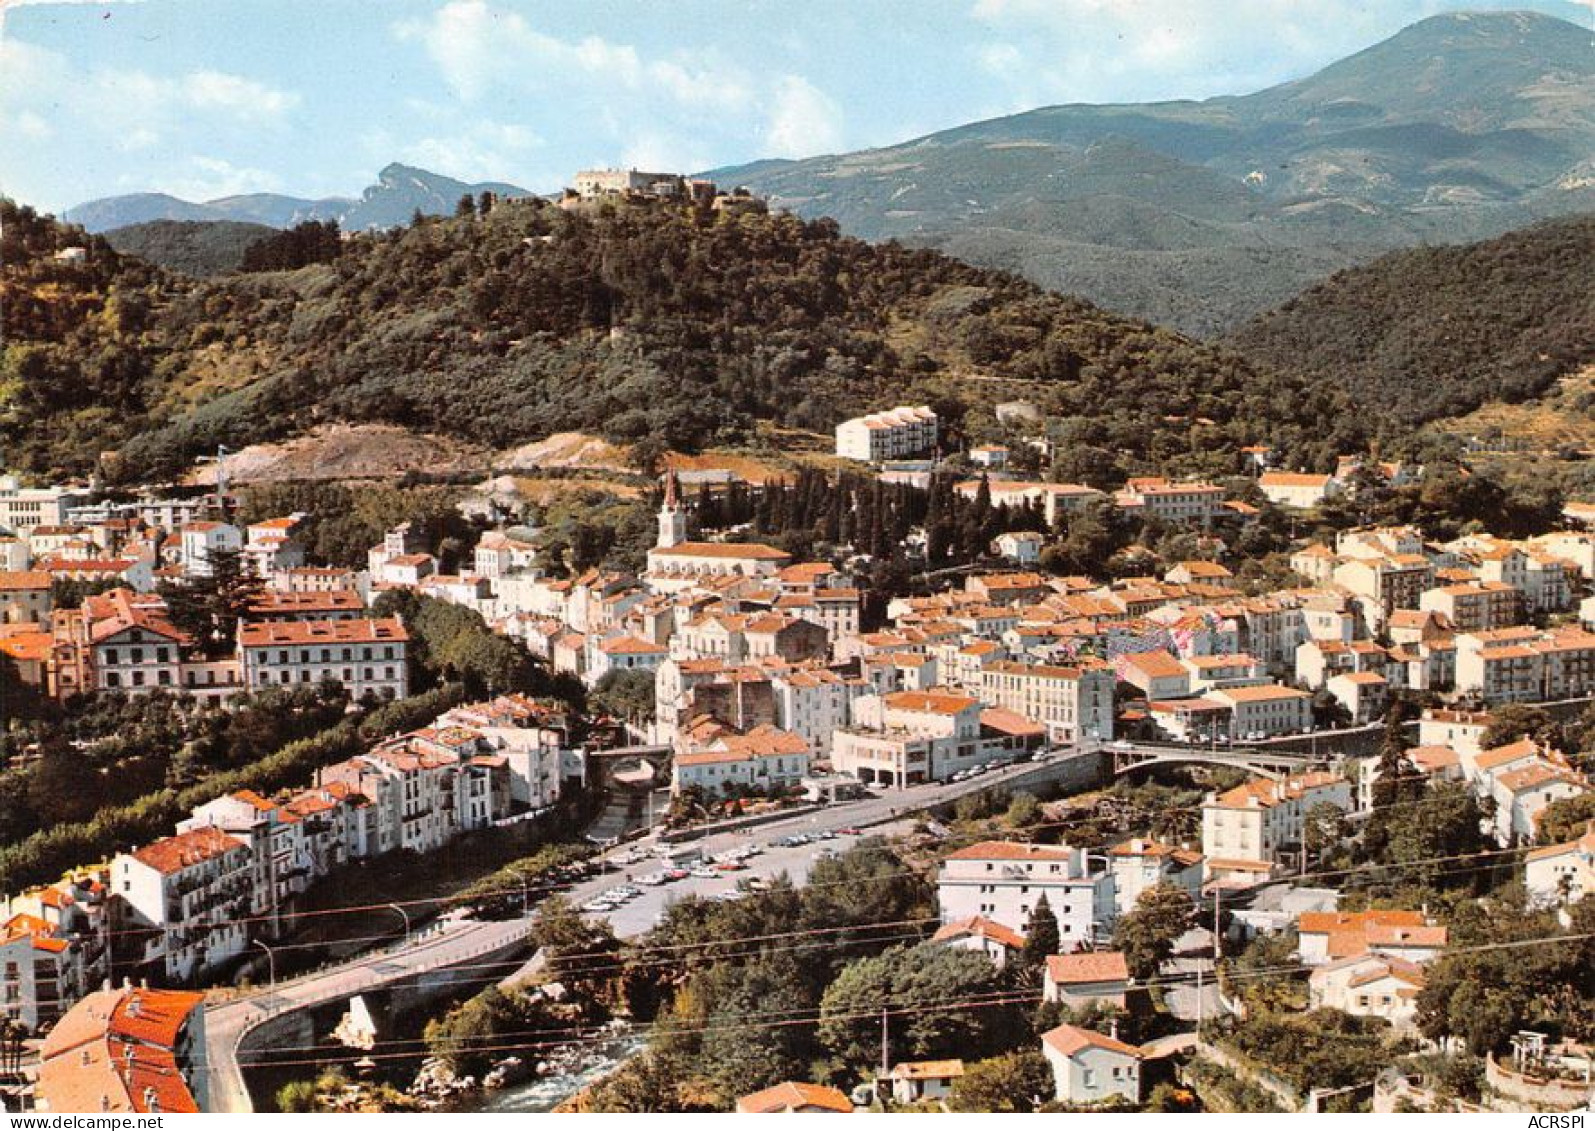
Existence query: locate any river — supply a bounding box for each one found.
[471,1033,648,1112]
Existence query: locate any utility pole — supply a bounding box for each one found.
[879,1003,890,1107]
[1212,887,1222,965]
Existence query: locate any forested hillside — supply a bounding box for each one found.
[1228,215,1595,432]
[2,195,1356,485]
[102,219,276,276]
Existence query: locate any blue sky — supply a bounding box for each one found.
[1,0,1588,211]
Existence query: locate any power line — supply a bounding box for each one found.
[220,930,1594,1072]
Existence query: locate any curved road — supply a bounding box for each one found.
[203,737,1345,1111]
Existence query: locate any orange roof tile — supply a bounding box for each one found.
[1046,951,1130,985]
[1042,1023,1143,1059]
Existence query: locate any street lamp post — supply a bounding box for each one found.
[253,938,277,989]
[388,902,412,945]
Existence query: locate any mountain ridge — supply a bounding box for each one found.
[64,163,534,234]
[706,9,1595,334]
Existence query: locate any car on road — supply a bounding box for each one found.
[970,764,989,776]
[715,860,748,871]
[815,830,837,840]
[835,827,861,836]
[664,868,690,882]
[581,898,616,913]
[690,865,718,878]
[638,871,668,886]
[1113,739,1134,750]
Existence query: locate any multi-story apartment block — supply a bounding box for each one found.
[835,405,938,463]
[1454,627,1595,703]
[178,521,243,579]
[0,872,110,1031]
[178,792,315,936]
[832,690,985,786]
[1106,837,1203,917]
[318,731,508,857]
[937,841,1115,944]
[237,617,409,700]
[1201,771,1352,880]
[978,659,1115,744]
[1419,581,1521,633]
[473,531,537,581]
[112,826,254,984]
[770,667,869,755]
[1333,554,1434,622]
[0,475,88,536]
[1209,683,1314,738]
[1114,477,1225,525]
[243,516,306,576]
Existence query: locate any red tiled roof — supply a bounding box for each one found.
[931,915,1026,950]
[237,617,408,647]
[1042,1023,1143,1059]
[735,1081,854,1113]
[129,826,246,875]
[1046,951,1130,986]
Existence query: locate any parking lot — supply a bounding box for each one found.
[559,811,924,937]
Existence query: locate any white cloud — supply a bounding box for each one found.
[394,120,546,183]
[764,74,843,158]
[161,156,287,201]
[0,34,303,207]
[184,70,301,120]
[394,0,750,106]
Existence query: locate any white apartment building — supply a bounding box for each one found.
[834,405,939,463]
[1209,684,1314,738]
[112,826,254,984]
[937,841,1115,945]
[832,690,979,786]
[1454,627,1595,703]
[0,476,87,536]
[1201,771,1352,880]
[237,618,409,700]
[178,521,243,579]
[978,660,1115,744]
[1107,838,1203,918]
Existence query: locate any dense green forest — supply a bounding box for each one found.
[1228,215,1595,432]
[2,196,1355,484]
[101,219,277,276]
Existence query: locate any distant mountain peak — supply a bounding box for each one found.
[64,164,534,234]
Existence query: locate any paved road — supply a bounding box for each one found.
[206,916,531,1112]
[205,743,1251,1110]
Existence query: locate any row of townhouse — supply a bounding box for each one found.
[30,585,408,704]
[8,509,309,590]
[96,695,564,989]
